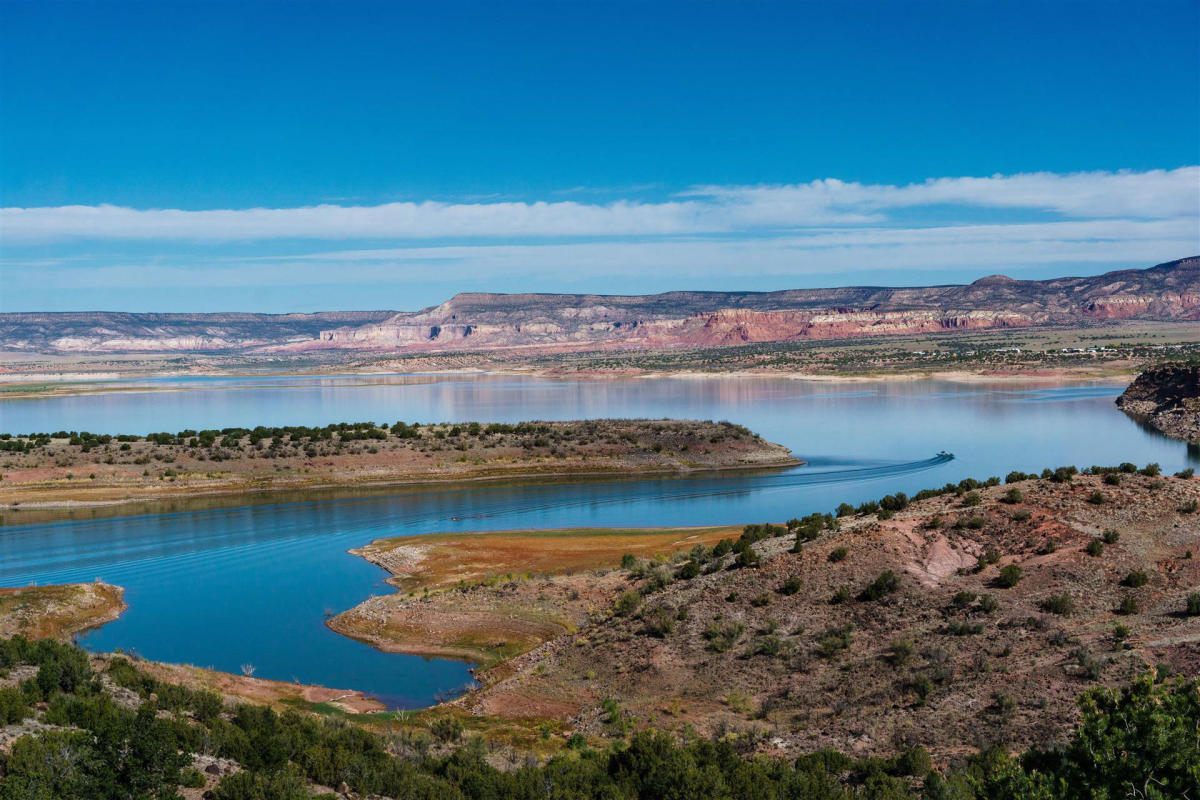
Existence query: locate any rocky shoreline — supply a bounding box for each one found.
[1116,364,1200,443]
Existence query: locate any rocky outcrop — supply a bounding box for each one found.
[0,311,394,353]
[304,256,1197,353]
[1117,364,1200,443]
[2,256,1196,355]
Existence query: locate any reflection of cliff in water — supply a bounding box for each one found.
[1121,412,1200,465]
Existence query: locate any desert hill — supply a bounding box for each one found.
[336,464,1200,759]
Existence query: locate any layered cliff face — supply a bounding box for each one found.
[0,311,395,354]
[306,256,1198,353]
[2,257,1196,355]
[1116,364,1200,443]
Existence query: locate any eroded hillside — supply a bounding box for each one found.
[339,465,1200,759]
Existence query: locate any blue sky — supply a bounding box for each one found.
[2,0,1198,311]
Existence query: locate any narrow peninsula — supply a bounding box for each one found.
[0,418,798,517]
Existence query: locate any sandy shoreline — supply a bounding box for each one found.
[0,364,1135,401]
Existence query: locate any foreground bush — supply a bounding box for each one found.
[0,642,1197,800]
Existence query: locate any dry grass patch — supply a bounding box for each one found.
[0,583,126,640]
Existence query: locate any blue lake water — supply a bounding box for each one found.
[0,375,1195,707]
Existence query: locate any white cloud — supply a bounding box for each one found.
[8,218,1193,293]
[1,168,1195,244]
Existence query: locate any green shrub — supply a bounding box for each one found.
[1102,529,1121,544]
[1002,487,1024,504]
[911,674,933,705]
[179,768,205,789]
[1121,570,1149,588]
[430,714,464,743]
[951,590,977,609]
[642,607,677,638]
[1073,649,1105,680]
[991,691,1016,716]
[827,546,848,563]
[887,639,914,666]
[859,570,899,602]
[1186,593,1200,617]
[704,621,745,653]
[777,576,802,596]
[734,546,759,568]
[815,625,854,659]
[0,686,29,725]
[613,591,641,617]
[213,769,312,800]
[996,564,1023,588]
[974,548,1001,571]
[755,635,784,657]
[1086,539,1105,557]
[1116,596,1139,615]
[1042,593,1077,615]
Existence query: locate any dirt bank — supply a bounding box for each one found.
[0,583,127,640]
[330,526,741,668]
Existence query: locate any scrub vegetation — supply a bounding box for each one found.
[0,419,797,516]
[0,636,1196,799]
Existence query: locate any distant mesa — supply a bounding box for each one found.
[0,256,1196,355]
[970,274,1018,286]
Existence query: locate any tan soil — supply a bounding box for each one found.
[0,583,126,640]
[338,472,1200,759]
[330,527,741,668]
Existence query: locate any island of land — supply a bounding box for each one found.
[0,418,797,518]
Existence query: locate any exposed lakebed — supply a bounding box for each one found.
[0,375,1195,707]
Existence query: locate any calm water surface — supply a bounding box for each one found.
[0,375,1195,707]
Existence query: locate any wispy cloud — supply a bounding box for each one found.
[9,219,1194,293]
[2,168,1195,311]
[2,168,1195,243]
[686,168,1200,222]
